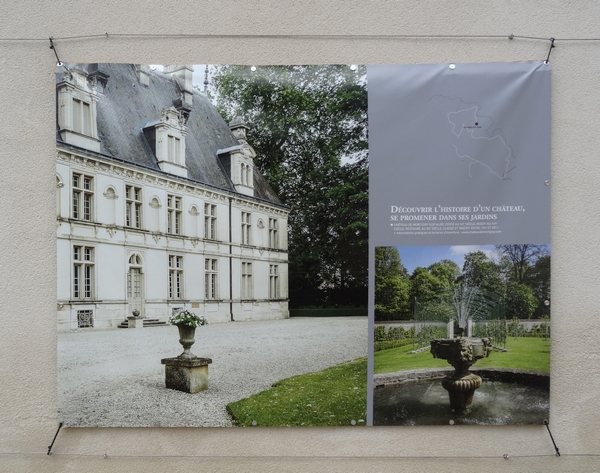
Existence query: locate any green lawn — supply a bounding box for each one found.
[225,338,549,426]
[374,338,550,374]
[226,358,367,427]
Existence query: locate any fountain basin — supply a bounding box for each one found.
[373,368,549,426]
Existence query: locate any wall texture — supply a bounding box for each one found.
[1,1,599,471]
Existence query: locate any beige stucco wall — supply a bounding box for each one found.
[1,1,599,471]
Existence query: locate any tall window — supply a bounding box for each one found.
[269,218,278,248]
[73,98,91,135]
[205,258,218,299]
[241,262,253,299]
[240,163,251,186]
[125,185,142,228]
[72,173,94,221]
[241,211,251,245]
[73,245,94,300]
[269,264,279,299]
[127,254,143,302]
[204,203,217,240]
[168,135,181,165]
[168,255,183,299]
[167,195,182,234]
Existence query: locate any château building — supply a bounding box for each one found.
[56,63,289,330]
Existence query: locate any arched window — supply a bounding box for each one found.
[128,254,143,267]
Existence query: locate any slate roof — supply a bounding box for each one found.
[56,63,283,206]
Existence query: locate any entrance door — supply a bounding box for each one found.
[127,267,143,315]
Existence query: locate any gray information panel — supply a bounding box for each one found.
[368,61,550,247]
[367,62,551,426]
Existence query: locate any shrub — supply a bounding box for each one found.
[374,325,387,342]
[374,339,415,352]
[416,324,447,349]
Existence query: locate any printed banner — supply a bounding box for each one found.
[368,62,551,426]
[55,61,550,428]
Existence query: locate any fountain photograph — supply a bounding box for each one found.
[372,244,550,426]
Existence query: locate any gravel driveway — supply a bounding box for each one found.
[58,316,367,427]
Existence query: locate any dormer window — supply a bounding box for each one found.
[73,99,91,135]
[216,117,256,197]
[56,66,101,152]
[168,135,182,166]
[143,107,188,178]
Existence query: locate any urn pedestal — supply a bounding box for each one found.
[161,323,212,393]
[127,316,144,328]
[161,356,212,393]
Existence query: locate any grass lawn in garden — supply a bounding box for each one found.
[226,358,367,427]
[374,337,550,374]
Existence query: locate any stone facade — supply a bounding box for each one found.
[56,64,289,330]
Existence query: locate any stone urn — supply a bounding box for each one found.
[430,337,493,411]
[176,323,197,358]
[162,311,212,393]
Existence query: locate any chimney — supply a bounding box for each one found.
[163,65,194,105]
[229,116,249,144]
[135,64,150,87]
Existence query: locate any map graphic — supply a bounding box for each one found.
[367,61,550,248]
[432,96,515,180]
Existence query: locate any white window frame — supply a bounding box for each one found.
[72,172,94,221]
[269,264,279,300]
[168,254,183,300]
[168,134,182,165]
[269,218,278,249]
[205,258,218,300]
[167,195,182,235]
[72,98,92,135]
[127,254,143,301]
[73,245,94,300]
[125,185,142,229]
[204,203,217,240]
[241,261,253,300]
[241,211,251,245]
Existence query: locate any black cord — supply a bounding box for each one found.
[544,420,561,457]
[545,38,556,64]
[47,422,64,456]
[49,37,62,66]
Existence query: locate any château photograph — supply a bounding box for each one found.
[56,63,368,427]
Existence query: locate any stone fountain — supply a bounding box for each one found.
[430,336,493,411]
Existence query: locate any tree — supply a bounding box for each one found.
[428,259,460,288]
[495,244,549,284]
[212,65,368,307]
[374,247,411,320]
[461,251,504,295]
[505,282,538,319]
[524,254,551,318]
[410,267,447,305]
